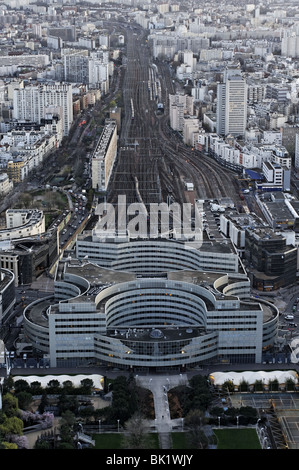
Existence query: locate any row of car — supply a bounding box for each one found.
[284,314,297,328]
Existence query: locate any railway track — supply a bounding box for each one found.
[108,22,243,216]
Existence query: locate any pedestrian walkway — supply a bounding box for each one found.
[135,373,188,449]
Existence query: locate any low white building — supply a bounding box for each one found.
[0,173,13,195]
[0,209,45,243]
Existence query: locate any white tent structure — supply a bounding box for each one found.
[209,370,298,387]
[13,374,104,389]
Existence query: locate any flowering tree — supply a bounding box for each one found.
[20,410,54,429]
[9,435,29,449]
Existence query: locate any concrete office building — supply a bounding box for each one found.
[75,232,239,274]
[216,67,247,138]
[256,192,298,230]
[0,232,58,286]
[262,161,290,191]
[22,237,279,369]
[244,226,297,290]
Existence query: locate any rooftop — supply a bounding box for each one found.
[107,326,206,343]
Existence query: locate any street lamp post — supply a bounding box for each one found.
[99,419,101,433]
[117,419,120,433]
[0,379,2,411]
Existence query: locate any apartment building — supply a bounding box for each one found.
[63,50,89,84]
[13,82,73,136]
[266,83,289,103]
[5,132,57,182]
[183,116,200,145]
[0,173,13,195]
[281,33,299,58]
[91,119,117,192]
[216,67,247,138]
[169,93,194,131]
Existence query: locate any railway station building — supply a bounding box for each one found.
[22,219,279,370]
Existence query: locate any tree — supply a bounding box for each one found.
[59,411,76,449]
[109,100,117,108]
[172,375,213,416]
[254,380,264,392]
[58,441,74,449]
[79,378,94,395]
[34,439,51,449]
[222,380,234,394]
[122,412,153,449]
[38,392,49,414]
[60,410,76,428]
[0,416,24,437]
[184,409,209,449]
[286,378,295,391]
[46,379,61,394]
[0,441,18,449]
[15,391,32,411]
[62,380,74,395]
[30,381,43,395]
[1,393,19,418]
[239,380,249,392]
[2,376,14,394]
[9,435,28,449]
[269,379,279,392]
[58,424,74,448]
[58,394,78,415]
[79,405,95,423]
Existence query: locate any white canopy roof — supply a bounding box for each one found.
[13,374,104,389]
[209,370,298,386]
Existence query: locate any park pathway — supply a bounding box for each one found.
[135,374,188,449]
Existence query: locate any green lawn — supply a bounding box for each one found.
[92,433,160,449]
[92,429,261,450]
[171,432,195,449]
[93,433,123,449]
[214,428,261,449]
